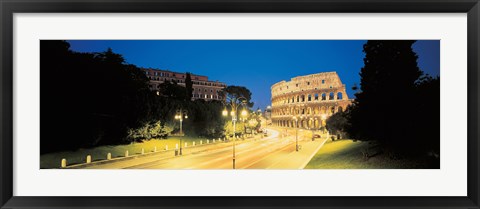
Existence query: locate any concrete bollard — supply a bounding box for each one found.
[218,138,221,142]
[175,144,178,149]
[207,140,210,144]
[185,142,187,147]
[61,159,67,168]
[107,153,112,160]
[200,140,203,145]
[154,146,157,152]
[193,141,196,146]
[86,155,92,163]
[141,148,145,154]
[166,145,169,150]
[125,150,129,157]
[213,139,215,143]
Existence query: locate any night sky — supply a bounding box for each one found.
[67,40,440,110]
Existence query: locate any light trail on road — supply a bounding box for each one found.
[83,127,325,169]
[125,128,292,169]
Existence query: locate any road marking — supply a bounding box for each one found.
[184,132,282,169]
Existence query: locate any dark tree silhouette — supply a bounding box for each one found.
[41,41,156,153]
[41,41,228,154]
[413,76,440,155]
[222,85,254,108]
[157,81,187,100]
[326,111,349,138]
[347,40,438,156]
[185,72,193,101]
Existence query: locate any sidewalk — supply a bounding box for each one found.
[260,137,327,169]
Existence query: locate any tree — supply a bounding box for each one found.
[40,41,229,153]
[40,41,154,153]
[185,72,193,101]
[326,111,349,138]
[221,85,254,108]
[412,75,440,154]
[95,48,125,65]
[347,40,426,154]
[157,81,187,100]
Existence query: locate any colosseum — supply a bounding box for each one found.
[270,72,352,129]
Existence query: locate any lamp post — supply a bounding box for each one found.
[240,116,247,139]
[175,109,188,155]
[321,114,327,134]
[308,117,315,141]
[222,96,248,169]
[292,116,299,151]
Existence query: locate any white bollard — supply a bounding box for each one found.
[107,153,112,160]
[213,139,215,143]
[207,140,210,144]
[218,138,221,142]
[175,144,178,149]
[141,148,145,154]
[166,145,169,150]
[86,155,92,163]
[125,150,129,157]
[193,142,196,146]
[185,142,187,147]
[61,159,67,168]
[154,146,157,152]
[200,140,203,145]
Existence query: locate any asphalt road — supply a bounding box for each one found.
[82,128,326,169]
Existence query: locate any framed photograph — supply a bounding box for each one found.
[1,0,479,208]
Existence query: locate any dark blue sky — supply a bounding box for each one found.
[67,40,440,110]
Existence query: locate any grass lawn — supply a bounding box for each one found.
[40,136,213,169]
[305,139,437,169]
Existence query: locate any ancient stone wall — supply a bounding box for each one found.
[270,72,352,129]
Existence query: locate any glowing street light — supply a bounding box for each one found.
[240,109,249,137]
[222,96,248,169]
[241,109,248,117]
[175,108,188,155]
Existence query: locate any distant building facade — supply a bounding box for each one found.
[142,68,227,101]
[270,72,352,129]
[264,105,272,120]
[264,105,272,125]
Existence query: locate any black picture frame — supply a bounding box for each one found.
[1,0,479,208]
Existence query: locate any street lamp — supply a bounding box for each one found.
[292,116,299,152]
[222,96,248,169]
[248,118,258,136]
[175,108,188,155]
[241,109,248,138]
[321,114,327,134]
